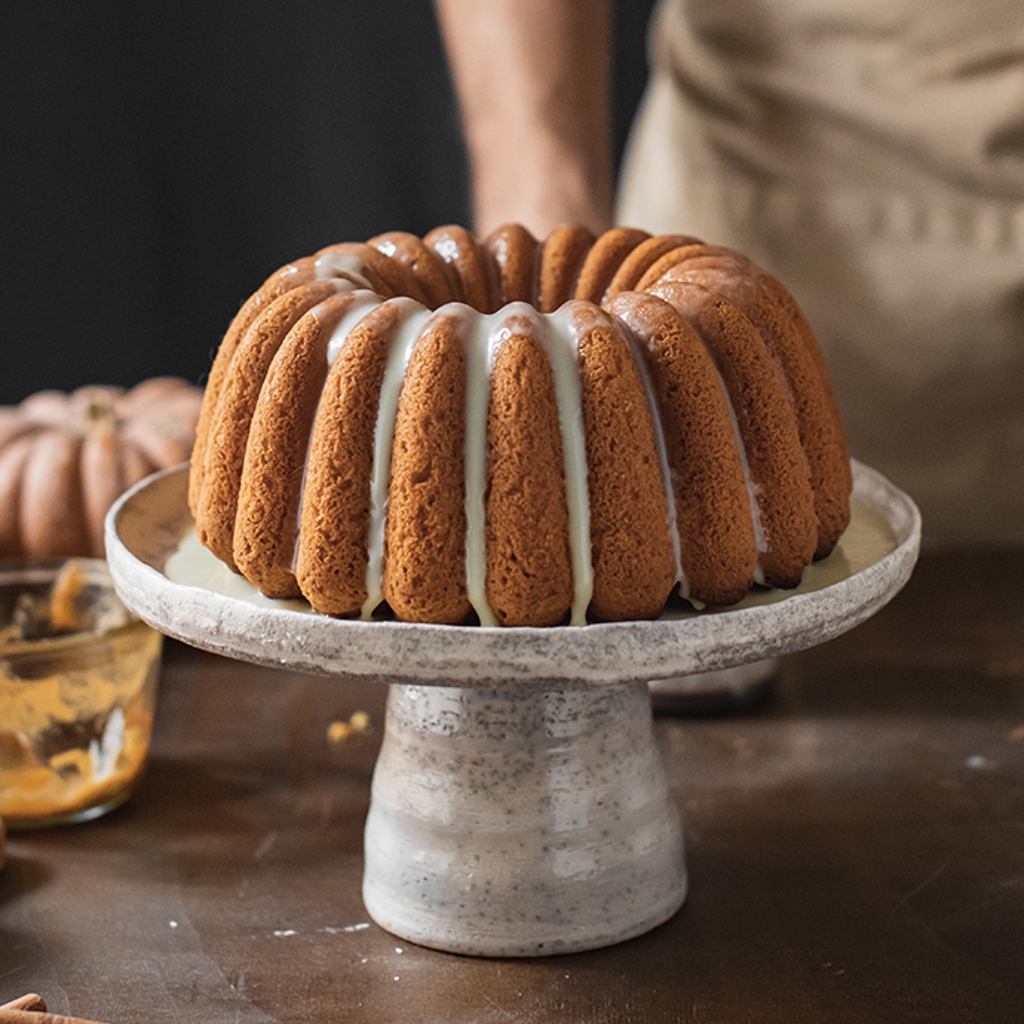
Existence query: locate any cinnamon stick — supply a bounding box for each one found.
[0,998,112,1024]
[0,998,46,1013]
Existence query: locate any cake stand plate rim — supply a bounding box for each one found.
[104,460,921,685]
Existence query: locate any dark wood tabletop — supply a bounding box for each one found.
[2,549,1022,1023]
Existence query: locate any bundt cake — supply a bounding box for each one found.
[189,224,851,627]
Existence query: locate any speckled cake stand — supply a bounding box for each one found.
[105,460,920,957]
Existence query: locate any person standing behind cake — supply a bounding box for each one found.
[435,0,1024,549]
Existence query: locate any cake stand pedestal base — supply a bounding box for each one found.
[363,679,686,956]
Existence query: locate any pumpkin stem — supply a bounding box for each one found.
[83,393,120,436]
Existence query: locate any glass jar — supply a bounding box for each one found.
[0,558,162,828]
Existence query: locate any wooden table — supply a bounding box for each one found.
[2,550,1022,1023]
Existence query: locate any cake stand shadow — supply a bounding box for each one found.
[105,460,920,957]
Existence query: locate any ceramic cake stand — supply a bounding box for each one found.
[105,460,920,957]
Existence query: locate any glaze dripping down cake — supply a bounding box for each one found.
[189,224,852,627]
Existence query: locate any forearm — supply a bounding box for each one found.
[435,0,614,238]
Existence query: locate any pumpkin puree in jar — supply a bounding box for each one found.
[0,560,162,826]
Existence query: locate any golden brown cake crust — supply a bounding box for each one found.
[752,273,852,555]
[653,281,818,589]
[573,304,677,620]
[368,231,459,309]
[573,227,650,304]
[485,326,573,627]
[648,245,852,557]
[383,312,471,623]
[194,281,340,571]
[423,225,501,314]
[485,223,540,306]
[232,293,367,599]
[294,301,406,616]
[538,226,595,313]
[606,291,757,606]
[604,234,703,299]
[189,256,318,514]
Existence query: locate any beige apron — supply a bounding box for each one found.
[618,0,1024,547]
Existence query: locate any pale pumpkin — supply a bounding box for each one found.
[0,378,202,559]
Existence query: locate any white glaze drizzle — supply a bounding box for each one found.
[362,299,434,619]
[543,305,594,626]
[314,251,376,291]
[325,292,385,365]
[463,302,595,627]
[461,303,500,627]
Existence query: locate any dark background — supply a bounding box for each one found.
[1,0,656,405]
